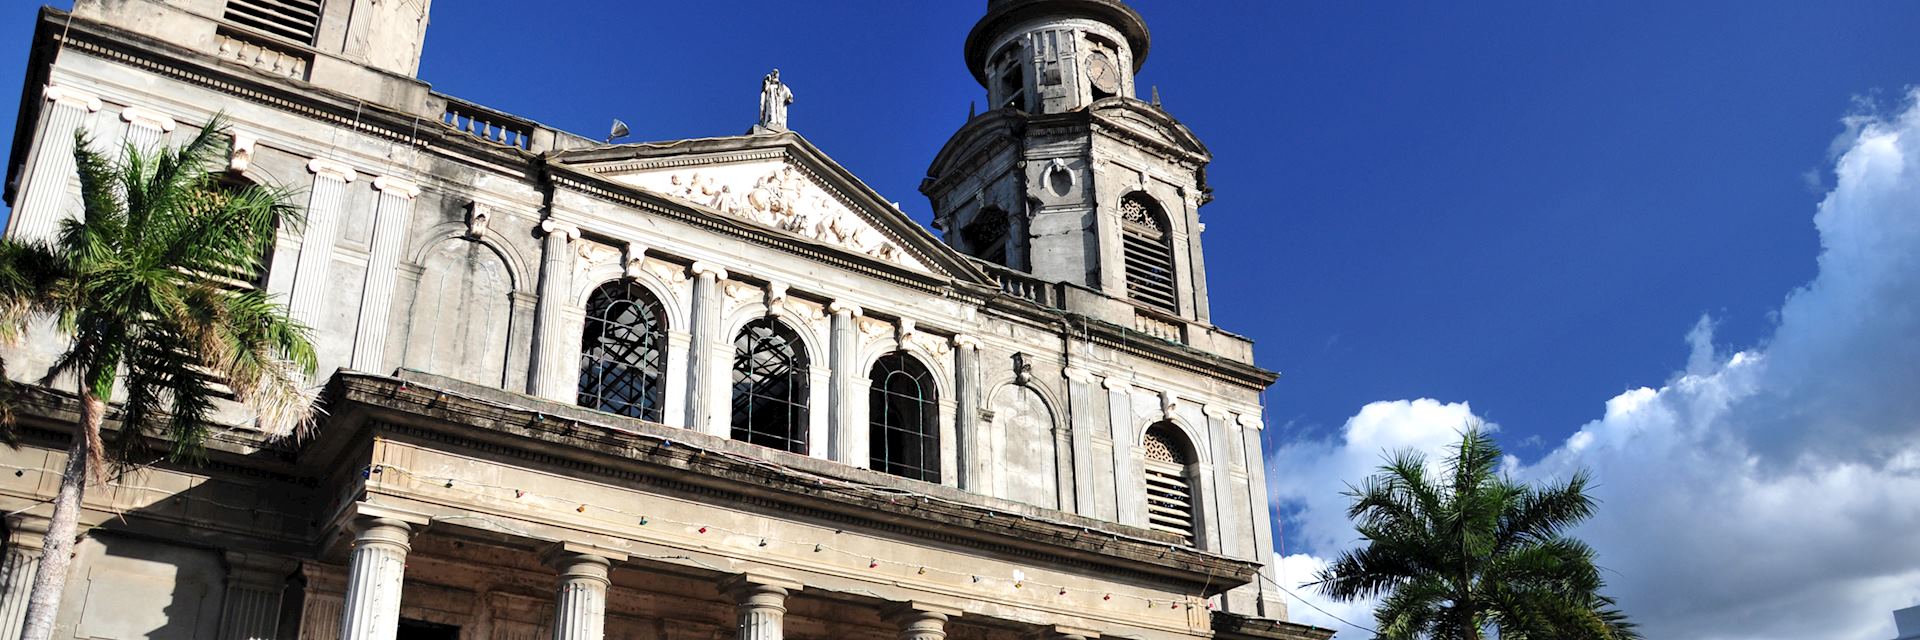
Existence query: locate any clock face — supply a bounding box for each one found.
[1087,51,1120,95]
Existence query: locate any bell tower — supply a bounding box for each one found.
[925,0,1217,322]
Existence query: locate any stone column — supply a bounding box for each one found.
[350,177,418,373]
[720,574,800,640]
[1104,377,1145,527]
[337,517,412,640]
[0,519,48,640]
[827,300,863,466]
[881,602,960,640]
[687,262,728,435]
[288,158,359,331]
[1063,367,1098,517]
[118,105,176,154]
[951,336,983,492]
[1202,406,1242,557]
[530,220,581,400]
[545,546,626,640]
[662,330,693,428]
[1238,414,1288,619]
[219,551,297,640]
[8,86,101,241]
[296,562,348,640]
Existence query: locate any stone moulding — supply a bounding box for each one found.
[325,370,1260,591]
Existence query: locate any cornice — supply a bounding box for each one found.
[326,371,1260,592]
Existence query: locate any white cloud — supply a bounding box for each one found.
[1267,90,1920,639]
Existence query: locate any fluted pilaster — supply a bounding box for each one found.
[350,177,418,373]
[687,262,728,435]
[529,220,580,400]
[546,548,619,640]
[721,574,798,640]
[337,517,411,640]
[219,552,297,640]
[0,518,46,640]
[952,336,983,491]
[118,105,175,153]
[9,86,101,242]
[1104,377,1144,527]
[827,300,862,465]
[288,158,358,330]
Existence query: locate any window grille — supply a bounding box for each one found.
[577,281,667,422]
[731,318,811,454]
[224,0,325,45]
[868,353,940,481]
[1143,423,1196,545]
[1119,194,1178,312]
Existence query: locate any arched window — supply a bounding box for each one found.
[577,281,668,421]
[1119,193,1178,312]
[731,318,811,454]
[868,353,939,481]
[1142,422,1198,545]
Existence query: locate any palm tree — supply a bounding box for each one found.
[1310,428,1638,640]
[0,118,317,640]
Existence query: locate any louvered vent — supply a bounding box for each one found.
[1143,425,1195,545]
[1120,194,1178,313]
[224,0,324,44]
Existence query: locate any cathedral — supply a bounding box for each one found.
[0,1,1332,639]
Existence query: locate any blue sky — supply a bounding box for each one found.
[5,2,1920,638]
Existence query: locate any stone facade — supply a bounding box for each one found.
[0,1,1329,640]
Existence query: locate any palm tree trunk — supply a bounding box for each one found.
[16,393,100,640]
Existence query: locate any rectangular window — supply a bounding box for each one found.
[224,0,325,45]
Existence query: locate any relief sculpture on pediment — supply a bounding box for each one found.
[657,166,909,266]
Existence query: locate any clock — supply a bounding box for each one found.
[1086,51,1120,95]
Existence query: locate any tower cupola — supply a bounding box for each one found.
[966,0,1151,114]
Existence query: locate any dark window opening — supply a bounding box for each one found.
[962,207,1010,264]
[578,280,668,422]
[868,352,940,481]
[396,619,460,640]
[731,318,811,454]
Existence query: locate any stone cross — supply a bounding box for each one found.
[758,69,794,132]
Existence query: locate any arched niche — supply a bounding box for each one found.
[403,236,515,387]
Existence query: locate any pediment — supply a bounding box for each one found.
[556,135,986,282]
[1091,99,1210,163]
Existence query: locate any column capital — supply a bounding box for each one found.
[1202,405,1230,420]
[306,157,358,183]
[118,105,177,132]
[346,515,414,555]
[882,601,961,640]
[1042,625,1100,640]
[719,572,803,600]
[543,544,619,588]
[691,260,729,279]
[1237,413,1264,430]
[881,601,963,622]
[951,334,979,350]
[828,299,863,317]
[372,175,420,199]
[42,85,101,111]
[1101,377,1132,393]
[540,218,580,241]
[1062,367,1094,383]
[224,551,298,589]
